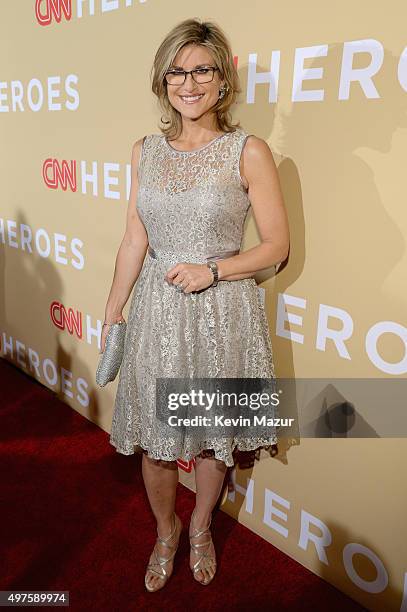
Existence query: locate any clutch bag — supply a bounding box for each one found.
[96,319,127,387]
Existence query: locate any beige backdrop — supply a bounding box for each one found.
[1,2,406,610]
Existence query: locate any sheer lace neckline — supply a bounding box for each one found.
[163,131,231,154]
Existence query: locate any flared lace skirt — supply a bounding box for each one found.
[109,251,278,467]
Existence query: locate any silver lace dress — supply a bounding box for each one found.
[109,128,278,467]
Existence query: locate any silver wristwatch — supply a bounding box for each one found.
[206,260,219,287]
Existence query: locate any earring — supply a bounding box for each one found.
[218,85,227,99]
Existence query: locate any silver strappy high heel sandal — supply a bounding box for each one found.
[145,513,181,592]
[189,509,216,585]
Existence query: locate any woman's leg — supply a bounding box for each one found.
[142,453,181,590]
[191,453,228,583]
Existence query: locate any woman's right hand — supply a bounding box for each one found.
[100,315,125,354]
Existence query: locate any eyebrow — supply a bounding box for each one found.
[169,64,211,70]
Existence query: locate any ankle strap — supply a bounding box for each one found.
[190,509,212,537]
[157,513,177,546]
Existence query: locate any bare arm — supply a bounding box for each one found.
[104,137,149,323]
[217,136,289,281]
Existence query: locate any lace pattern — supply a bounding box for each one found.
[109,128,278,467]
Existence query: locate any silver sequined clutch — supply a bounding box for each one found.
[96,320,127,387]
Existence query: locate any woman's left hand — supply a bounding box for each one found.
[165,262,215,294]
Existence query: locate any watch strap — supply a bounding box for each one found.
[206,260,219,287]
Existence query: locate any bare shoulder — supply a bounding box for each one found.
[240,134,276,188]
[129,136,151,175]
[131,135,147,161]
[244,134,274,160]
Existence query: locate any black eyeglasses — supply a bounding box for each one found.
[164,66,219,85]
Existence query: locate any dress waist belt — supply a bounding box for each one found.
[147,245,240,261]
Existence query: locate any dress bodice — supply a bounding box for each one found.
[136,129,251,265]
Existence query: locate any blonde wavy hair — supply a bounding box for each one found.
[151,18,242,139]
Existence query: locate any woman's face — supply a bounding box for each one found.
[165,44,224,124]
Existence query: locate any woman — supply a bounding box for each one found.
[101,18,289,592]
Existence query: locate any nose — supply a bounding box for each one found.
[184,72,198,88]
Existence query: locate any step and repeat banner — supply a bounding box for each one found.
[1,2,406,610]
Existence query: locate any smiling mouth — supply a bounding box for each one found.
[179,94,205,104]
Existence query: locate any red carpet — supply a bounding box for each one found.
[0,358,366,611]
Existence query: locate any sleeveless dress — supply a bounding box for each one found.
[109,128,279,467]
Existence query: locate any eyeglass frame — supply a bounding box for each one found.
[164,66,220,85]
